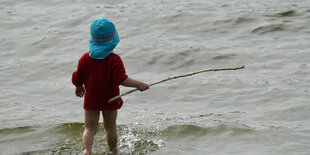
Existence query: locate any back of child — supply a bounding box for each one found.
[72,52,128,110]
[72,17,148,155]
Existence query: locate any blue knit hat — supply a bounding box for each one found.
[89,17,120,59]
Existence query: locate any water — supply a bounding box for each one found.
[0,0,310,154]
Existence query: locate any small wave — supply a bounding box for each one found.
[266,10,297,17]
[251,23,285,34]
[233,17,254,24]
[276,10,296,17]
[213,16,254,26]
[147,51,195,69]
[161,124,253,139]
[212,54,236,60]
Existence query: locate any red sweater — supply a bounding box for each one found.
[72,52,128,110]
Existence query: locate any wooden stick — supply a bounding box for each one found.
[108,65,245,103]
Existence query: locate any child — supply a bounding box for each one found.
[72,17,149,155]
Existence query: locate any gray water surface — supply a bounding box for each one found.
[0,0,309,154]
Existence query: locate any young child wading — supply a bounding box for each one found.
[72,17,149,155]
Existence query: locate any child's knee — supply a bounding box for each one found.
[103,121,116,130]
[103,119,116,129]
[85,126,98,135]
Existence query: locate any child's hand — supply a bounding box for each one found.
[75,85,85,97]
[138,82,149,91]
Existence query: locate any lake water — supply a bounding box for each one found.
[0,0,309,154]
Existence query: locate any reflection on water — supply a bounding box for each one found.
[0,123,165,155]
[0,122,254,155]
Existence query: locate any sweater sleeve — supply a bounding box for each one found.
[72,56,84,86]
[112,55,128,85]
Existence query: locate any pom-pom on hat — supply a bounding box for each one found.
[89,17,120,59]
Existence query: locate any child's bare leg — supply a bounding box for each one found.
[102,110,118,153]
[83,110,100,155]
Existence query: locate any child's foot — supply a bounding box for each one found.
[83,150,91,155]
[107,147,118,155]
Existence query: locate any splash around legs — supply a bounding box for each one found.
[82,110,118,155]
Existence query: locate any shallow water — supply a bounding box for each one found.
[1,0,310,154]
